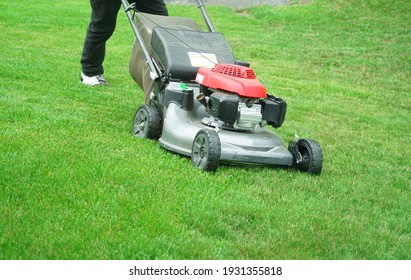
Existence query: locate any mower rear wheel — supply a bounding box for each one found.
[191,129,221,172]
[294,139,323,175]
[132,104,161,139]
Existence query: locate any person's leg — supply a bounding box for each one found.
[133,0,168,16]
[81,0,122,77]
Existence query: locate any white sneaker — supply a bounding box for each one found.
[81,72,109,86]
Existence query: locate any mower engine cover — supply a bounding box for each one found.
[197,64,287,129]
[196,64,267,98]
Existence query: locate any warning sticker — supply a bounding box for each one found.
[188,52,218,68]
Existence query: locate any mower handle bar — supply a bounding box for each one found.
[196,0,216,32]
[120,0,159,80]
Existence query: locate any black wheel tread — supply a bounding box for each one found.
[132,104,161,139]
[191,129,221,172]
[296,138,323,175]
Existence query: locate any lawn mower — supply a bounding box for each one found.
[121,0,323,174]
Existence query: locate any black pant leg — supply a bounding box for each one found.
[80,0,168,76]
[81,0,122,76]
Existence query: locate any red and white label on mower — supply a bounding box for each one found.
[188,52,217,68]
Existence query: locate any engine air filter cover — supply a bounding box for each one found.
[212,64,257,79]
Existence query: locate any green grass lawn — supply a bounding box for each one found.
[0,0,410,259]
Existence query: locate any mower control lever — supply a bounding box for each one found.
[124,2,136,13]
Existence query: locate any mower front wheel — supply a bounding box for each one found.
[290,138,323,175]
[132,104,161,139]
[191,129,221,172]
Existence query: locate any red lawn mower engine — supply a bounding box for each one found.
[195,64,287,130]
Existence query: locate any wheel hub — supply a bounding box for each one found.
[301,153,310,169]
[199,147,205,158]
[139,121,145,131]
